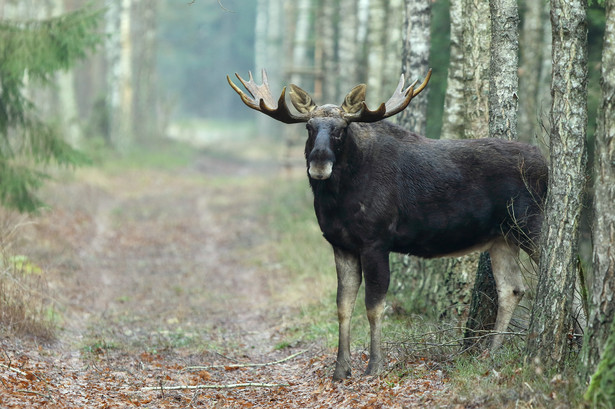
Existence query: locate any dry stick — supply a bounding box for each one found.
[0,363,28,376]
[17,389,53,400]
[142,382,289,391]
[182,349,307,371]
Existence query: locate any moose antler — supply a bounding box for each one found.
[343,69,432,123]
[227,70,311,124]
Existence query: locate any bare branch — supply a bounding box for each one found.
[142,382,289,391]
[182,349,307,371]
[0,363,28,376]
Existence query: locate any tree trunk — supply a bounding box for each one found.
[397,0,431,136]
[338,0,359,96]
[464,0,519,349]
[582,0,615,383]
[536,0,552,151]
[382,0,403,100]
[254,0,283,138]
[488,0,518,142]
[132,0,159,143]
[106,0,133,152]
[462,0,490,141]
[366,0,387,105]
[518,0,545,144]
[526,0,588,369]
[441,0,464,140]
[318,0,338,102]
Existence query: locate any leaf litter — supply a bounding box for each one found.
[0,150,451,408]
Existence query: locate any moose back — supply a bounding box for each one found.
[228,70,547,380]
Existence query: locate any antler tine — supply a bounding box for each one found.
[344,69,432,123]
[227,70,310,124]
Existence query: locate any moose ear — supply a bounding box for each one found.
[289,84,317,114]
[341,84,367,114]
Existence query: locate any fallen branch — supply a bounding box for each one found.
[142,382,289,391]
[183,349,307,371]
[0,363,28,376]
[17,389,53,400]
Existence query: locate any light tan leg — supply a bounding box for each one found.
[489,239,525,351]
[332,247,362,380]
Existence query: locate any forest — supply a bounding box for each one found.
[0,0,614,408]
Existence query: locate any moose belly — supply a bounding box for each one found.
[389,211,502,258]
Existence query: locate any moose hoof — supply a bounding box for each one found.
[333,367,351,381]
[333,363,352,381]
[364,359,385,377]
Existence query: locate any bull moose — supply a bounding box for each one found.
[228,69,548,380]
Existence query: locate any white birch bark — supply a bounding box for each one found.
[462,0,490,140]
[582,0,615,381]
[518,0,544,143]
[527,0,588,368]
[397,0,431,136]
[366,0,386,106]
[440,0,464,140]
[338,0,359,95]
[290,0,312,86]
[488,0,518,141]
[319,0,338,102]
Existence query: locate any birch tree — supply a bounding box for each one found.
[338,0,360,97]
[462,0,490,141]
[366,0,387,106]
[318,0,338,102]
[440,0,464,140]
[397,0,431,135]
[132,0,159,143]
[518,0,548,144]
[465,0,519,346]
[583,0,615,387]
[106,0,133,152]
[526,0,588,368]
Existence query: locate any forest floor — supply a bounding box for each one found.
[0,141,453,408]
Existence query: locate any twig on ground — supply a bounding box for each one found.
[17,389,53,400]
[143,382,289,391]
[0,363,28,376]
[183,349,307,371]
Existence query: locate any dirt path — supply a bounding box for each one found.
[0,148,449,408]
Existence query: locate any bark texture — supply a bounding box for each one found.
[465,0,519,348]
[526,0,588,368]
[488,0,518,141]
[462,0,490,140]
[397,0,431,136]
[319,0,338,102]
[583,0,615,382]
[106,0,133,152]
[338,0,360,95]
[518,0,548,144]
[440,0,464,140]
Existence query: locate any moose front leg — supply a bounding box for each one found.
[361,248,391,376]
[333,247,362,381]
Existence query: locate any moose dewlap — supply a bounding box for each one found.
[228,69,547,380]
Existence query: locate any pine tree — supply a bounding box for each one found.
[0,6,103,212]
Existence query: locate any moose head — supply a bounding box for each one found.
[227,69,431,179]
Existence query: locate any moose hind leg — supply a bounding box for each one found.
[361,248,390,376]
[333,247,362,380]
[489,239,525,351]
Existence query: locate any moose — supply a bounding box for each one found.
[228,69,548,380]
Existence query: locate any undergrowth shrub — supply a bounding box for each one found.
[0,211,56,340]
